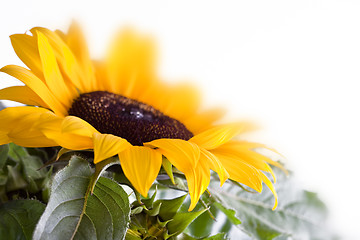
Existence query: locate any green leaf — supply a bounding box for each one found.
[184,207,216,239]
[89,156,119,194]
[208,168,335,239]
[33,156,130,240]
[167,208,207,236]
[212,202,241,225]
[0,199,45,240]
[157,194,187,221]
[0,144,9,169]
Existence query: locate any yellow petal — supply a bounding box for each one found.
[259,172,278,210]
[190,122,255,150]
[185,159,210,211]
[106,29,156,97]
[0,65,67,116]
[212,152,263,192]
[0,106,56,147]
[213,141,276,182]
[61,116,97,137]
[10,34,43,79]
[32,27,88,93]
[92,61,108,91]
[0,131,10,145]
[118,146,162,197]
[161,84,201,121]
[219,141,287,176]
[8,134,57,148]
[145,138,200,173]
[224,140,285,159]
[37,31,76,109]
[93,132,130,164]
[200,148,229,185]
[0,86,48,107]
[0,106,49,133]
[37,112,94,150]
[183,108,226,134]
[64,22,97,91]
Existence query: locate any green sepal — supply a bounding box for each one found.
[26,177,40,193]
[157,217,172,228]
[167,208,208,236]
[163,230,176,240]
[131,206,144,215]
[141,187,157,208]
[146,201,162,216]
[162,157,175,184]
[157,194,187,221]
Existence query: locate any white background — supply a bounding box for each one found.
[1,1,359,239]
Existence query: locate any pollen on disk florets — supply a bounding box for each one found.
[68,91,194,146]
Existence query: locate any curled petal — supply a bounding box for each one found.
[185,158,210,211]
[212,152,263,192]
[259,172,278,210]
[200,148,229,185]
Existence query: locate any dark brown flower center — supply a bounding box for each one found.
[68,91,193,146]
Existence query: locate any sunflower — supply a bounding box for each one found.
[0,23,284,211]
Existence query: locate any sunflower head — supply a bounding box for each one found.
[0,23,284,211]
[68,90,194,146]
